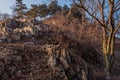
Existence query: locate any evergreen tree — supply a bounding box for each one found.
[38,4,49,18]
[67,4,82,19]
[26,4,38,19]
[26,4,49,19]
[48,0,61,15]
[13,0,27,19]
[62,4,69,15]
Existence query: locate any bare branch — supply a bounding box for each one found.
[98,0,102,6]
[114,23,120,34]
[114,0,120,12]
[115,0,120,4]
[114,0,120,9]
[72,0,109,30]
[108,0,115,31]
[97,0,105,23]
[114,6,120,12]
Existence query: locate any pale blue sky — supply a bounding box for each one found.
[0,0,15,14]
[0,0,71,15]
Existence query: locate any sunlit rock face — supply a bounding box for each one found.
[0,18,50,42]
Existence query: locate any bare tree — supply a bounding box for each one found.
[72,0,120,79]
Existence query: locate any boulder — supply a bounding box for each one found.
[6,32,21,42]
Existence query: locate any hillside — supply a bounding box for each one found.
[0,33,104,80]
[0,17,119,80]
[0,0,120,79]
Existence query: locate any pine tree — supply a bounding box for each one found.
[26,4,49,19]
[13,0,27,19]
[38,4,49,18]
[68,4,82,18]
[26,4,38,19]
[48,0,61,15]
[62,4,69,15]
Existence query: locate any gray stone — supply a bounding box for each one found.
[15,56,22,61]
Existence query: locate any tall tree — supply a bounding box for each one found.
[62,4,70,15]
[48,0,62,15]
[72,0,120,79]
[68,4,82,18]
[13,0,27,19]
[38,4,49,18]
[26,4,39,19]
[26,4,49,19]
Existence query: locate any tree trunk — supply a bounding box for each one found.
[102,28,115,79]
[105,31,112,79]
[109,33,115,72]
[102,28,108,69]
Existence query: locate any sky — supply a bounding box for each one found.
[0,0,71,15]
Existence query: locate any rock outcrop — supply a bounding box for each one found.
[0,19,50,42]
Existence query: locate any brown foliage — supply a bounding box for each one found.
[42,14,102,49]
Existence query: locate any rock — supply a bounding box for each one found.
[9,66,17,75]
[0,34,8,42]
[59,57,69,69]
[2,73,9,80]
[7,32,21,42]
[15,56,22,62]
[16,70,22,77]
[82,69,88,80]
[24,42,35,46]
[48,56,56,70]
